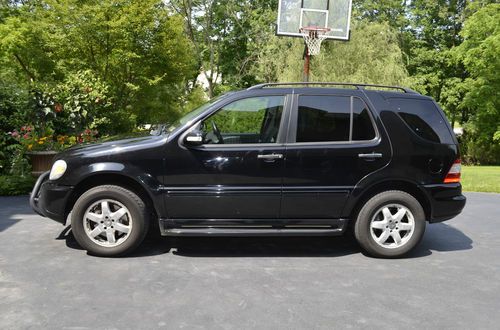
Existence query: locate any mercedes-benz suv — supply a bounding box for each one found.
[30,82,466,258]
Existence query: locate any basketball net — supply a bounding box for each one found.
[300,27,331,56]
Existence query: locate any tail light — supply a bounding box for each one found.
[444,158,461,183]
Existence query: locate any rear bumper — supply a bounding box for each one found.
[422,183,466,223]
[30,171,73,224]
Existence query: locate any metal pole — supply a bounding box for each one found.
[303,46,310,82]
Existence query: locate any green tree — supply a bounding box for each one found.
[169,0,223,98]
[248,22,408,86]
[168,0,279,95]
[404,1,468,127]
[0,0,196,131]
[454,3,500,164]
[353,0,408,31]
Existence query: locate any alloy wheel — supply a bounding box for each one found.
[370,203,415,249]
[83,199,133,247]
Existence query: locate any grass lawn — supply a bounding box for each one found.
[462,166,500,193]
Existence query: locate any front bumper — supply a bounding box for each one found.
[422,183,466,223]
[30,171,74,224]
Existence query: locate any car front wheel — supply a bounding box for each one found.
[354,190,426,258]
[71,185,149,257]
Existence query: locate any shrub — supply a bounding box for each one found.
[0,175,35,196]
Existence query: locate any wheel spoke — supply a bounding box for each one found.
[84,199,132,247]
[114,222,130,234]
[393,208,407,222]
[398,222,413,231]
[377,230,391,244]
[392,231,402,245]
[89,226,104,238]
[86,212,102,224]
[106,230,116,244]
[101,201,111,216]
[111,208,127,221]
[382,207,393,220]
[371,220,388,230]
[371,203,415,249]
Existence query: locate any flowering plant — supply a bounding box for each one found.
[10,126,98,152]
[9,126,53,152]
[77,129,98,144]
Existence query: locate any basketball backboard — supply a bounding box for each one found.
[277,0,352,40]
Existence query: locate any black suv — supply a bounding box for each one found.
[31,82,466,258]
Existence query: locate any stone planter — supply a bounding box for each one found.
[26,151,58,177]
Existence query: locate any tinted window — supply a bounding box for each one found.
[352,98,376,140]
[201,96,284,144]
[296,96,376,142]
[297,96,351,142]
[389,98,453,144]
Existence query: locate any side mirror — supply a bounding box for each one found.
[184,130,204,147]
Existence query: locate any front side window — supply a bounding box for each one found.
[166,93,229,134]
[296,95,376,143]
[201,96,284,145]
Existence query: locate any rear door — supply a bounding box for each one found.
[281,91,390,219]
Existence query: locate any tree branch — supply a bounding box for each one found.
[13,53,35,82]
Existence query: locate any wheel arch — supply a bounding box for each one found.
[65,172,161,221]
[345,179,432,224]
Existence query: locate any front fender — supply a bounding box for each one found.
[65,162,165,218]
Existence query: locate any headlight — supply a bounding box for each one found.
[49,160,67,180]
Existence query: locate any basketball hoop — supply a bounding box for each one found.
[300,26,331,56]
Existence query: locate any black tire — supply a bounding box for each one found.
[354,190,426,258]
[71,185,150,257]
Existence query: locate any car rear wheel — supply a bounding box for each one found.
[71,185,149,257]
[354,190,426,258]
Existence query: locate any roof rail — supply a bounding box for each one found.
[247,82,417,94]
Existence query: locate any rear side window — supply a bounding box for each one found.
[297,96,350,142]
[296,95,376,143]
[388,98,454,144]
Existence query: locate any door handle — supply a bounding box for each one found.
[358,152,383,159]
[257,153,283,160]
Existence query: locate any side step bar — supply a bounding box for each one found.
[159,219,348,237]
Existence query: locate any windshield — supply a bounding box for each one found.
[165,94,228,134]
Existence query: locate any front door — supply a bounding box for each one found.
[164,95,289,220]
[281,93,390,219]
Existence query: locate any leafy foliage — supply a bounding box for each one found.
[0,175,35,196]
[0,0,196,127]
[274,22,409,85]
[0,0,199,178]
[53,70,115,133]
[454,4,500,164]
[0,78,29,172]
[210,110,266,134]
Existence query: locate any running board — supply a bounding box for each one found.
[159,218,348,237]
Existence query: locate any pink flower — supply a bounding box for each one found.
[23,133,29,139]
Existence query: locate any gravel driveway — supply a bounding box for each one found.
[0,192,499,329]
